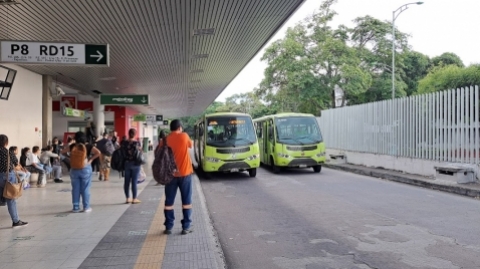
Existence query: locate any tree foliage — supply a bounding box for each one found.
[431,52,464,68]
[417,64,480,94]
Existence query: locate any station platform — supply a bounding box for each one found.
[0,155,224,269]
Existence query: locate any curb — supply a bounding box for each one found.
[324,163,480,199]
[193,174,227,269]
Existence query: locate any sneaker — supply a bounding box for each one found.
[126,198,132,204]
[83,208,92,213]
[12,220,28,228]
[132,199,141,204]
[164,229,172,235]
[181,229,193,235]
[0,201,6,206]
[98,175,103,181]
[54,178,63,183]
[72,208,80,213]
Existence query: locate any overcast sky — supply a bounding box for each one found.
[216,0,480,101]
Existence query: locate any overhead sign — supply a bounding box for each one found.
[145,115,156,122]
[0,40,109,66]
[62,107,85,118]
[163,120,169,126]
[133,114,147,122]
[100,94,150,105]
[156,115,163,122]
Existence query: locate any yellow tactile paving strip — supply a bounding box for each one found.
[134,194,167,269]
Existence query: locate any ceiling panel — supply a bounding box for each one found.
[0,0,306,117]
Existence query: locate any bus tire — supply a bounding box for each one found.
[248,168,257,178]
[313,165,322,173]
[270,157,280,174]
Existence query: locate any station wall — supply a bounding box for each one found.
[0,64,43,150]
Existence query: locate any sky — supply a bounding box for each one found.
[216,0,480,101]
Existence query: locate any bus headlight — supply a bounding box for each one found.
[316,152,326,157]
[246,154,259,161]
[277,153,289,158]
[206,157,221,163]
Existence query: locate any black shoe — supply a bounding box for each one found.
[0,202,6,206]
[54,178,63,183]
[164,229,172,235]
[12,220,28,228]
[181,229,193,235]
[98,175,103,181]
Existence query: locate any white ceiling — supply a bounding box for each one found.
[0,0,306,117]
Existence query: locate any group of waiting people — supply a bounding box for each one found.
[1,119,195,235]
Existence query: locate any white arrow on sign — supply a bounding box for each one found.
[91,50,104,62]
[141,97,147,103]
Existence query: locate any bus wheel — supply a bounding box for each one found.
[248,168,257,178]
[270,157,280,174]
[313,165,322,173]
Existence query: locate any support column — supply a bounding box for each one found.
[42,75,53,147]
[93,97,105,137]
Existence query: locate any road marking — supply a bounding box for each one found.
[134,195,167,269]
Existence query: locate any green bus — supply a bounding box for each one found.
[194,112,260,178]
[253,113,326,173]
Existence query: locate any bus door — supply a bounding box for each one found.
[266,119,275,165]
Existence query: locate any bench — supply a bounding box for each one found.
[329,154,346,164]
[434,165,475,184]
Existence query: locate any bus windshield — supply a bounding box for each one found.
[275,117,323,145]
[206,116,257,147]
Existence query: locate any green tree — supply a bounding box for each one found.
[401,51,431,96]
[417,64,480,94]
[431,52,464,68]
[179,101,224,135]
[216,92,272,118]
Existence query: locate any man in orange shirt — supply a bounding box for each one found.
[163,120,194,235]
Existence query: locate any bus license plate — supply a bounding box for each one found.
[299,165,307,168]
[231,169,239,172]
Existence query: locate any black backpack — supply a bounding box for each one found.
[111,147,126,171]
[152,137,177,185]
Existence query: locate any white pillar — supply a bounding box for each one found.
[93,97,105,137]
[42,75,53,147]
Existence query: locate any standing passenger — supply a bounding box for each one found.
[163,120,194,235]
[63,132,100,213]
[123,129,142,204]
[0,135,28,227]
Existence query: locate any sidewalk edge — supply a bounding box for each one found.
[324,163,480,199]
[194,174,227,269]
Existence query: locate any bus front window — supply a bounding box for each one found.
[206,116,257,147]
[275,117,323,145]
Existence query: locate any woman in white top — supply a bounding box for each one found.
[26,146,47,187]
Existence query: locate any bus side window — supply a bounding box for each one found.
[268,121,274,140]
[256,122,262,138]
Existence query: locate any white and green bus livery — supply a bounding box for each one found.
[194,112,260,178]
[253,113,326,173]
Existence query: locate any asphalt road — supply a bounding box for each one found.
[199,166,480,269]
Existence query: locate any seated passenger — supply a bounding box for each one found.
[40,145,63,183]
[26,146,47,187]
[9,146,31,188]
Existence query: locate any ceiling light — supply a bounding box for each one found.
[0,0,21,5]
[193,28,215,36]
[191,54,208,59]
[99,77,116,81]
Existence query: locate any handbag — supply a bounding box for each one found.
[3,151,23,200]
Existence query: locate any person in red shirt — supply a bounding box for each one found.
[163,120,194,235]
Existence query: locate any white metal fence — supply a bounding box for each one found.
[317,86,480,164]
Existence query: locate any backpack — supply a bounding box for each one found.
[103,140,116,156]
[70,144,87,169]
[152,137,177,185]
[111,147,126,171]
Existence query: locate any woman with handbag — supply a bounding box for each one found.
[0,134,28,228]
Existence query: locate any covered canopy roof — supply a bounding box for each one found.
[0,0,306,117]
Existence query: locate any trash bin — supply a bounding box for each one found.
[142,137,149,153]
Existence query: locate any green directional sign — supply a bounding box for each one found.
[133,114,147,122]
[100,94,150,105]
[62,107,85,118]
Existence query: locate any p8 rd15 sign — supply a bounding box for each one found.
[0,40,109,66]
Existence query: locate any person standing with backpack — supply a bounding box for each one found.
[62,131,101,213]
[123,128,143,204]
[96,133,115,181]
[161,120,194,235]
